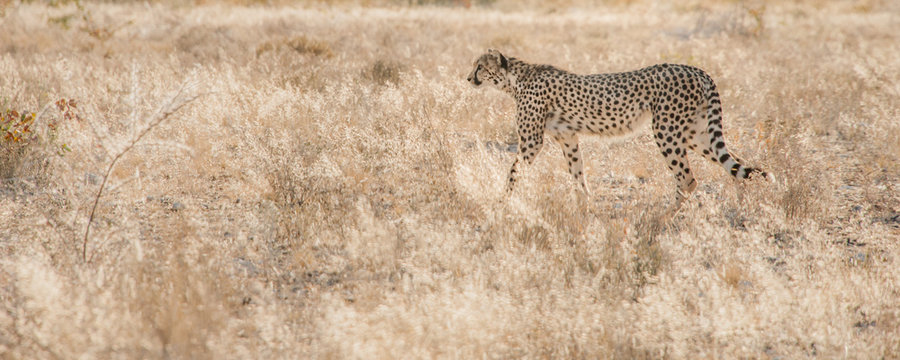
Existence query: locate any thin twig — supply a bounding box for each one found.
[82,80,201,263]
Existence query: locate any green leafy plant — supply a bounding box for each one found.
[1,100,74,178]
[1,109,36,144]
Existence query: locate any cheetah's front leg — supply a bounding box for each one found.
[546,114,590,195]
[548,131,590,195]
[505,106,545,194]
[505,139,544,194]
[506,157,520,193]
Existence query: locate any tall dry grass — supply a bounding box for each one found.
[1,0,898,358]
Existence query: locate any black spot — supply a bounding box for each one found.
[719,153,730,163]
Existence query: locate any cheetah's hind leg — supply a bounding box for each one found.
[652,115,698,209]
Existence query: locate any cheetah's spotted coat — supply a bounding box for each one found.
[466,49,769,205]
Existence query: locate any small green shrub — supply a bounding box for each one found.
[0,101,73,179]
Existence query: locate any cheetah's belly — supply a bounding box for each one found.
[564,105,651,139]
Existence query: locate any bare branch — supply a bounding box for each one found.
[83,78,202,263]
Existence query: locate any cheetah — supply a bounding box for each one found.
[466,49,770,206]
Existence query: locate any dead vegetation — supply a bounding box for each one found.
[1,0,898,358]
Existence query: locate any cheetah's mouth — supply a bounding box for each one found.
[471,72,482,86]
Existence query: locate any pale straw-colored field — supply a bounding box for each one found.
[1,0,898,358]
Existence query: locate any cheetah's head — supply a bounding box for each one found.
[467,49,513,89]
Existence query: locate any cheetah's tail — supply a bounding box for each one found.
[703,82,773,183]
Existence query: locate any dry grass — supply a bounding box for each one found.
[2,0,899,358]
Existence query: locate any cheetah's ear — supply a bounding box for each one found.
[488,49,509,70]
[498,52,509,70]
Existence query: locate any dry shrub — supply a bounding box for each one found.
[780,173,823,221]
[0,142,31,180]
[718,261,746,288]
[264,138,351,273]
[518,223,550,250]
[362,59,404,86]
[2,2,899,359]
[130,243,234,358]
[2,236,237,359]
[628,209,668,292]
[256,35,333,58]
[690,3,767,38]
